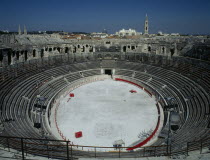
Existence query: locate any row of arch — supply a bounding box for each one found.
[3,44,95,65]
[1,49,46,65]
[1,44,176,65]
[1,50,175,66]
[122,45,176,56]
[122,45,137,52]
[44,45,94,54]
[122,45,152,52]
[160,46,175,56]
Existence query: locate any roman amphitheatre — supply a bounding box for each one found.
[0,32,210,160]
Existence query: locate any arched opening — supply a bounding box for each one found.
[89,47,93,52]
[49,48,52,52]
[123,46,126,52]
[86,44,89,47]
[53,47,56,51]
[33,50,36,57]
[162,47,165,54]
[57,47,61,53]
[82,46,85,52]
[170,49,175,56]
[0,51,3,62]
[21,51,24,55]
[148,46,151,52]
[105,69,112,75]
[41,49,44,58]
[24,50,28,61]
[8,50,12,65]
[65,47,69,53]
[45,48,48,51]
[131,46,135,50]
[16,51,20,60]
[78,45,80,48]
[73,46,76,53]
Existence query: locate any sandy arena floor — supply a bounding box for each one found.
[56,79,158,147]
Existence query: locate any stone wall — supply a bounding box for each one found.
[0,34,209,67]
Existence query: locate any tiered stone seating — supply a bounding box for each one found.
[114,61,210,153]
[0,56,210,159]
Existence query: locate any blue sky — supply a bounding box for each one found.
[0,0,210,34]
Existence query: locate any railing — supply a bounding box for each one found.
[0,136,210,160]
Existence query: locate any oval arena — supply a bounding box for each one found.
[0,35,210,159]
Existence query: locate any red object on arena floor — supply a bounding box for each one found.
[70,93,74,97]
[75,131,83,138]
[130,90,137,93]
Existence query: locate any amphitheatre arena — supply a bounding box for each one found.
[0,34,210,160]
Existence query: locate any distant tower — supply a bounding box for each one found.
[144,14,149,35]
[18,25,21,35]
[24,25,27,35]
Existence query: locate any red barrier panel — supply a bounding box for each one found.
[156,103,160,115]
[70,93,74,97]
[54,101,67,141]
[115,78,143,89]
[115,78,160,150]
[75,131,83,138]
[130,90,137,93]
[144,88,152,97]
[127,117,160,150]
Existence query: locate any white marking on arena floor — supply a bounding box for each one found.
[56,79,158,148]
